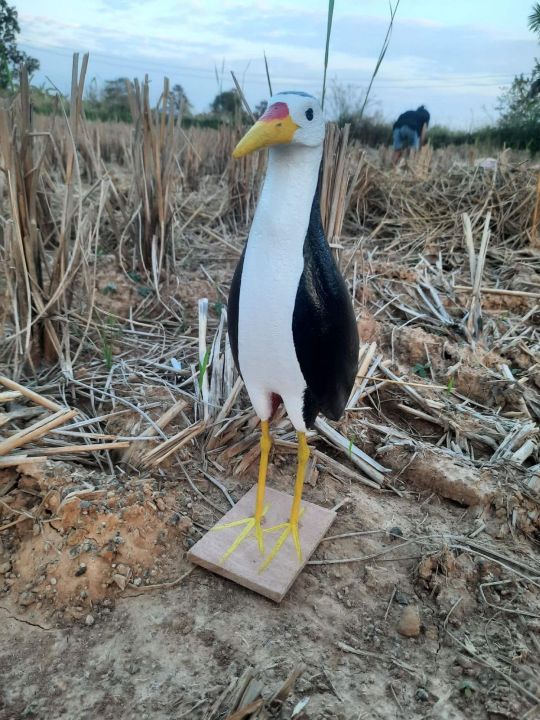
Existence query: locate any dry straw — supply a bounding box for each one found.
[126,75,183,282]
[0,56,97,375]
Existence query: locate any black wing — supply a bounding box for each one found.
[292,180,359,428]
[227,246,246,376]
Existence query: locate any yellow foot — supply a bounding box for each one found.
[259,507,305,573]
[211,505,269,563]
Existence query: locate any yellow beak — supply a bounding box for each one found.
[233,114,299,158]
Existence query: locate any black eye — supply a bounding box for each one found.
[305,108,314,121]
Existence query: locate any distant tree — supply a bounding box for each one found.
[84,77,100,115]
[498,61,540,123]
[328,81,364,121]
[102,78,131,122]
[86,77,99,104]
[171,83,192,115]
[493,7,540,150]
[529,2,540,36]
[30,83,60,116]
[0,0,39,89]
[526,3,540,98]
[254,99,267,119]
[82,78,105,120]
[529,77,540,98]
[496,60,540,151]
[211,89,241,117]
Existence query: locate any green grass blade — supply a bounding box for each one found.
[264,51,273,96]
[321,0,335,109]
[198,347,211,393]
[358,0,401,119]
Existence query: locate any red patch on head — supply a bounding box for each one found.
[260,102,290,122]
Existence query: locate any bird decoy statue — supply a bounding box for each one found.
[217,91,359,571]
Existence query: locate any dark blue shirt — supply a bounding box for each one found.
[393,109,430,135]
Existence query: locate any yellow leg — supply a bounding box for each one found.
[291,431,309,554]
[212,420,272,562]
[259,431,309,573]
[254,420,271,552]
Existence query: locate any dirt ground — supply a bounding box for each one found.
[1,367,538,718]
[3,464,532,720]
[1,152,540,720]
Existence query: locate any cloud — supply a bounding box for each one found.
[18,0,539,127]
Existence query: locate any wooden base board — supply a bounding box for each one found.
[187,485,336,602]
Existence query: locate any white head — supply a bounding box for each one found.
[233,91,325,158]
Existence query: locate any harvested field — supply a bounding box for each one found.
[0,69,539,719]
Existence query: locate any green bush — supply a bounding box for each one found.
[338,111,392,146]
[495,61,540,153]
[341,113,539,156]
[30,85,60,115]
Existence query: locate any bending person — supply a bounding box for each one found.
[392,105,430,166]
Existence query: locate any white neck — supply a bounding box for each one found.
[238,142,324,431]
[248,143,323,250]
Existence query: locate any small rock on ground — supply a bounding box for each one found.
[398,605,421,637]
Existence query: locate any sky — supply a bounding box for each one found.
[16,0,540,128]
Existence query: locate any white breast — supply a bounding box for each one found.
[237,144,322,432]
